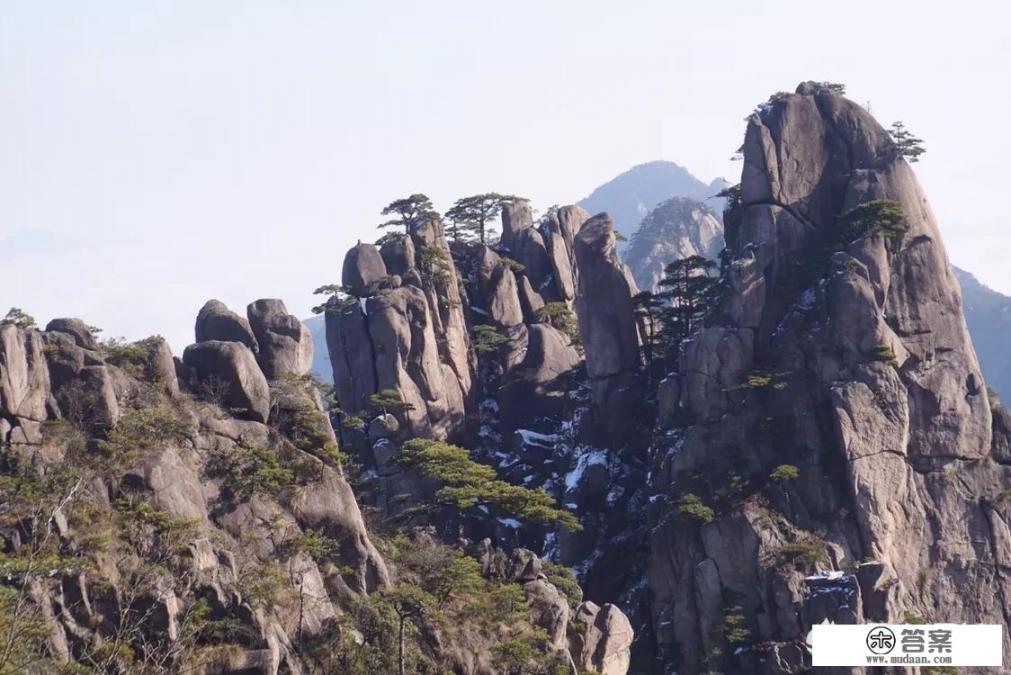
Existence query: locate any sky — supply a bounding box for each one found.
[3,1,1010,352]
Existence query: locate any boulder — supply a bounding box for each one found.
[576,602,634,675]
[246,299,313,379]
[182,341,270,422]
[195,300,259,352]
[380,235,415,276]
[512,228,557,301]
[543,204,590,257]
[500,199,534,250]
[523,579,570,652]
[45,317,99,351]
[507,548,542,583]
[476,247,524,328]
[342,242,388,297]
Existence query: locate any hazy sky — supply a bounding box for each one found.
[3,1,1010,351]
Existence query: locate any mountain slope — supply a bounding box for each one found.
[955,267,1011,401]
[577,160,727,243]
[622,197,724,292]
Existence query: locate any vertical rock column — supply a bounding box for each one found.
[573,213,642,444]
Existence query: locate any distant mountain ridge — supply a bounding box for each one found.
[309,163,1011,406]
[577,160,728,243]
[954,268,1011,402]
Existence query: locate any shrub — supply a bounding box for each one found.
[398,439,580,530]
[368,389,415,416]
[871,345,898,366]
[536,302,580,348]
[500,257,525,274]
[206,441,296,500]
[543,561,583,611]
[1,307,36,329]
[723,605,751,645]
[98,405,190,471]
[776,541,828,569]
[676,493,715,524]
[472,324,509,354]
[770,464,800,482]
[841,199,907,242]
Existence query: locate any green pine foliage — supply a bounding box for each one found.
[398,439,580,530]
[378,193,439,234]
[0,307,36,329]
[535,302,580,348]
[472,324,509,354]
[841,199,907,242]
[770,464,800,482]
[654,255,720,356]
[889,121,926,162]
[676,493,715,524]
[445,193,518,245]
[368,389,416,416]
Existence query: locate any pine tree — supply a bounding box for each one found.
[379,194,439,234]
[445,193,518,245]
[655,255,720,356]
[888,121,926,163]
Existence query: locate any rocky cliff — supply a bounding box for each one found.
[1,293,629,673]
[644,81,1011,673]
[6,81,1008,675]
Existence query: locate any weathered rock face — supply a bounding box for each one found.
[574,214,642,443]
[500,199,535,250]
[622,196,725,292]
[327,221,476,441]
[342,241,389,296]
[543,205,591,259]
[182,340,271,422]
[647,82,1008,673]
[195,299,259,351]
[0,325,52,424]
[476,246,525,328]
[574,601,634,675]
[3,300,396,675]
[498,323,581,436]
[246,298,314,379]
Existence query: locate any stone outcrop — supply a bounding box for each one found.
[344,241,390,296]
[573,601,634,675]
[246,298,313,379]
[2,300,396,675]
[183,340,270,422]
[622,196,724,292]
[327,222,476,441]
[647,82,1009,673]
[574,214,642,443]
[195,299,259,351]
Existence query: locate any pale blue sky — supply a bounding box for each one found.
[3,1,1009,351]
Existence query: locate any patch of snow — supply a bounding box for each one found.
[805,570,845,582]
[516,429,559,447]
[564,449,608,490]
[498,518,521,529]
[471,306,488,316]
[359,297,368,315]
